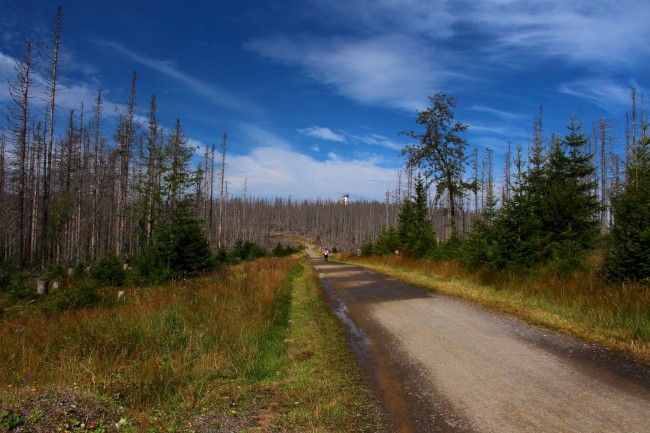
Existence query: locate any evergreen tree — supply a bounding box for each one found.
[372,226,400,256]
[490,144,544,268]
[151,119,211,277]
[401,93,471,237]
[397,174,437,258]
[605,131,650,281]
[541,119,600,267]
[460,156,499,270]
[481,120,599,271]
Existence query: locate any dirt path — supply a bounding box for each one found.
[308,255,650,433]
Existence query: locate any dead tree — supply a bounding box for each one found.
[115,72,137,259]
[7,39,34,265]
[40,6,63,269]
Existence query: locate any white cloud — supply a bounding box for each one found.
[558,78,636,112]
[246,35,443,111]
[227,146,397,201]
[298,126,346,142]
[467,105,524,121]
[353,132,404,152]
[472,1,650,66]
[317,0,650,67]
[252,0,650,112]
[0,52,15,103]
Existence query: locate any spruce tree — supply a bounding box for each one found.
[605,131,650,281]
[397,174,436,258]
[153,119,211,277]
[489,145,544,269]
[542,119,599,268]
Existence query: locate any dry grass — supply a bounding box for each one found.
[0,257,298,428]
[0,255,386,432]
[341,254,650,364]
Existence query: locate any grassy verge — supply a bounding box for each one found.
[338,254,650,365]
[269,258,386,432]
[0,255,385,432]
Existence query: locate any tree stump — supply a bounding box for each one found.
[36,280,48,295]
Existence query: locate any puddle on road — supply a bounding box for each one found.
[319,278,369,349]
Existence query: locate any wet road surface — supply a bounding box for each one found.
[309,257,650,433]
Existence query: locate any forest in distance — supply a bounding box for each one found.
[1,6,649,296]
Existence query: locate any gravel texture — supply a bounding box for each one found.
[312,257,650,433]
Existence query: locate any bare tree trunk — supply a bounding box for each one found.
[208,142,215,246]
[115,72,136,259]
[503,142,511,203]
[90,89,102,261]
[599,118,608,235]
[218,133,227,249]
[40,6,62,269]
[7,39,33,266]
[0,132,6,260]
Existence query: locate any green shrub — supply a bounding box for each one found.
[228,240,267,263]
[49,281,98,312]
[91,254,126,287]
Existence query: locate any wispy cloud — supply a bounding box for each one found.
[467,105,524,121]
[248,0,649,115]
[469,1,650,67]
[353,132,404,152]
[0,52,16,103]
[238,123,293,150]
[245,35,445,111]
[558,78,637,112]
[298,126,346,142]
[97,40,262,115]
[316,0,650,67]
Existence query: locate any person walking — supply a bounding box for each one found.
[323,248,329,263]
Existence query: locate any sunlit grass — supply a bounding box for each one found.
[340,254,650,364]
[0,258,294,402]
[272,259,386,432]
[0,255,385,431]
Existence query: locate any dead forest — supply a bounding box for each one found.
[0,7,641,273]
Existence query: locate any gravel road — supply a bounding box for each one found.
[309,254,650,433]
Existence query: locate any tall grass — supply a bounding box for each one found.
[0,256,298,410]
[1,255,386,432]
[342,254,650,363]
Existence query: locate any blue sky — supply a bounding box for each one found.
[1,0,649,201]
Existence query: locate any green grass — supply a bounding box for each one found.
[0,255,386,432]
[270,259,386,432]
[339,254,650,365]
